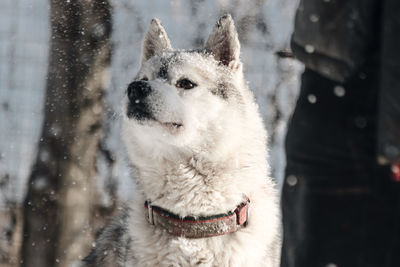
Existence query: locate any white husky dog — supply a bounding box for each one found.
[83,14,280,267]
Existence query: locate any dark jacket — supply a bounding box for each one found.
[291,0,400,164]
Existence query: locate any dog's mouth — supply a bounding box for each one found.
[155,121,184,134]
[162,122,183,128]
[126,102,184,133]
[130,115,184,132]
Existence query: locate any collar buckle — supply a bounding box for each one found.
[234,198,250,226]
[145,199,154,225]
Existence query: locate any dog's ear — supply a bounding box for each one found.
[141,18,172,65]
[205,14,241,71]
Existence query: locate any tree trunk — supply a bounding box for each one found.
[0,202,22,266]
[21,1,112,266]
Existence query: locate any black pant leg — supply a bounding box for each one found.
[280,68,399,267]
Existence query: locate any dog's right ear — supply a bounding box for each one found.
[141,18,172,65]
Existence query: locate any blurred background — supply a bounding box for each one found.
[0,0,302,266]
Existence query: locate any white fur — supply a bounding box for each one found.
[87,14,280,267]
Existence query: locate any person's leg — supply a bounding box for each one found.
[281,168,396,267]
[280,67,396,267]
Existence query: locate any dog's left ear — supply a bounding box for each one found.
[141,18,172,65]
[205,14,241,71]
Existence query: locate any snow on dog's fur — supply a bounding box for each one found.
[83,14,280,267]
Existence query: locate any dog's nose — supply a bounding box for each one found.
[127,81,151,102]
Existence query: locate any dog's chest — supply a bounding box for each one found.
[131,232,255,267]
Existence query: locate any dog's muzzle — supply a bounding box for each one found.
[126,81,153,120]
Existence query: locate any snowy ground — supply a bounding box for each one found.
[0,0,302,207]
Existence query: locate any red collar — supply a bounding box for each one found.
[144,198,250,238]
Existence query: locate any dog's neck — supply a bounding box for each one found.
[134,151,251,219]
[139,154,251,238]
[143,197,250,238]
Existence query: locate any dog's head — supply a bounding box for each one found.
[122,15,257,160]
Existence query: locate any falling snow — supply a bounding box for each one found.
[0,0,302,265]
[307,94,317,104]
[333,85,346,97]
[305,44,315,54]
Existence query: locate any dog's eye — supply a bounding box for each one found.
[176,78,197,90]
[141,77,149,81]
